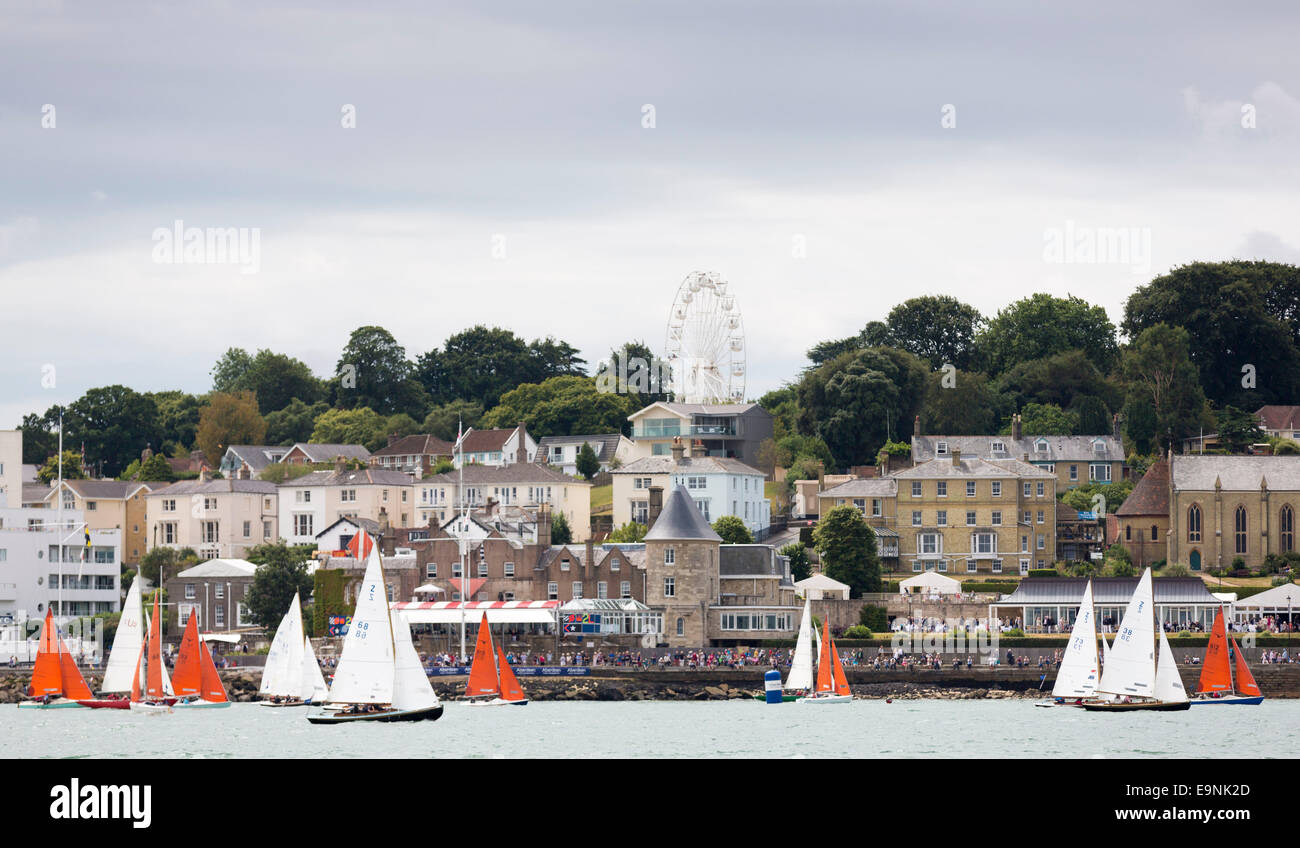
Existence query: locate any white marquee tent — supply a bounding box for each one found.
[794,574,851,600]
[899,571,962,595]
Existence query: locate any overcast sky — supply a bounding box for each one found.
[3,0,1299,429]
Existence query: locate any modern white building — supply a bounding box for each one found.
[0,505,122,627]
[0,430,22,509]
[612,442,770,537]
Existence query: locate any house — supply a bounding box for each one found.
[219,445,290,479]
[910,413,1126,489]
[536,433,634,476]
[277,466,416,546]
[1113,459,1170,567]
[167,558,259,631]
[612,439,769,537]
[414,462,591,541]
[626,402,774,471]
[145,474,279,560]
[816,477,901,571]
[313,516,384,555]
[40,479,160,566]
[368,433,455,477]
[1255,406,1300,441]
[453,423,537,468]
[281,443,371,467]
[0,505,122,624]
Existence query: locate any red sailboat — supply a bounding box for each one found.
[1191,607,1264,706]
[170,610,231,709]
[129,591,175,714]
[797,620,852,704]
[464,613,528,706]
[18,609,93,709]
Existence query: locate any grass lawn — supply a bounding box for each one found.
[764,481,780,500]
[591,484,612,513]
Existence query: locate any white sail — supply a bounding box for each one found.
[391,612,438,711]
[161,650,174,696]
[1100,630,1110,661]
[325,545,395,705]
[302,635,329,702]
[1153,627,1188,703]
[102,577,144,692]
[260,593,306,697]
[1053,579,1100,698]
[784,600,814,690]
[1097,568,1155,698]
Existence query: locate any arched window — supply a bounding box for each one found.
[1282,505,1295,553]
[1234,506,1247,554]
[1187,505,1202,543]
[676,617,684,637]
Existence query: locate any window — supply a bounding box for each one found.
[185,583,195,600]
[572,582,583,600]
[504,561,515,578]
[214,583,224,599]
[917,533,941,555]
[561,558,570,571]
[992,559,1003,574]
[1019,559,1030,575]
[620,581,631,598]
[610,556,620,571]
[203,497,217,510]
[162,522,177,545]
[991,511,1002,526]
[215,605,225,627]
[1036,533,1045,550]
[1069,464,1078,481]
[936,441,948,456]
[664,577,675,597]
[973,532,995,554]
[1023,511,1031,524]
[1037,482,1045,497]
[427,562,437,578]
[936,510,947,527]
[547,582,558,600]
[1150,524,1157,541]
[1035,439,1048,453]
[163,499,176,512]
[694,499,711,521]
[1188,504,1202,543]
[341,489,356,502]
[477,561,488,578]
[597,582,608,599]
[1023,482,1032,498]
[966,511,976,526]
[676,617,684,637]
[966,481,976,497]
[664,547,675,565]
[633,477,652,489]
[1234,506,1247,554]
[1021,535,1029,553]
[872,499,882,517]
[243,521,251,538]
[1282,506,1294,553]
[991,482,1001,497]
[853,498,866,514]
[912,511,922,527]
[294,514,313,537]
[296,490,311,503]
[86,501,96,511]
[1036,510,1045,524]
[936,482,947,498]
[912,482,922,498]
[632,501,649,523]
[1089,464,1112,482]
[201,521,219,543]
[992,441,1005,453]
[1126,524,1132,541]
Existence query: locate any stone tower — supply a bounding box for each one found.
[644,485,721,648]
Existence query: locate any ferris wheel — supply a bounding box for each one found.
[664,271,746,404]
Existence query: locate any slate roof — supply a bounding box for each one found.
[286,443,371,463]
[176,558,258,578]
[57,480,149,500]
[224,445,288,472]
[370,434,455,458]
[912,435,1124,463]
[893,457,1055,479]
[459,428,519,452]
[1115,459,1169,517]
[997,576,1220,606]
[537,433,624,462]
[819,478,898,498]
[719,545,786,578]
[644,485,722,542]
[1171,455,1300,491]
[145,479,277,496]
[631,402,762,418]
[615,455,764,476]
[421,463,584,486]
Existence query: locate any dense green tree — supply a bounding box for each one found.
[1123,261,1300,408]
[885,295,983,370]
[1060,480,1134,514]
[575,442,601,480]
[712,515,754,544]
[976,294,1118,377]
[234,350,324,413]
[993,349,1122,415]
[137,452,176,482]
[37,450,87,484]
[151,391,203,451]
[211,347,254,393]
[264,399,330,446]
[603,340,671,405]
[309,407,386,449]
[1012,402,1078,436]
[920,369,1005,434]
[758,386,800,441]
[1216,405,1265,453]
[244,542,316,632]
[607,522,647,543]
[529,337,588,379]
[812,505,881,597]
[197,391,267,467]
[1120,324,1211,450]
[138,546,198,587]
[336,326,419,415]
[19,410,60,465]
[779,542,812,582]
[65,386,163,477]
[422,400,484,443]
[480,376,638,438]
[550,511,572,545]
[1074,395,1112,436]
[422,326,534,408]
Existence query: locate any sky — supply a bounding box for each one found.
[2,0,1300,430]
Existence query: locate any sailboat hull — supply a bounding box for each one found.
[1082,700,1191,712]
[129,701,174,715]
[76,698,131,710]
[307,704,444,724]
[17,699,87,710]
[465,697,528,707]
[752,694,799,703]
[1190,694,1264,706]
[258,699,307,708]
[172,699,231,709]
[796,694,852,705]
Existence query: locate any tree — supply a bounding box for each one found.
[151,391,203,451]
[197,391,267,468]
[234,350,324,413]
[575,442,601,480]
[336,325,419,415]
[920,369,1006,435]
[976,294,1118,377]
[1074,395,1112,436]
[480,376,639,438]
[423,325,534,408]
[779,542,812,582]
[712,515,754,544]
[37,450,88,484]
[1123,260,1300,408]
[309,407,385,449]
[758,386,800,441]
[1216,405,1264,453]
[607,522,647,543]
[211,347,254,393]
[1120,324,1210,450]
[885,295,983,370]
[529,337,588,378]
[993,349,1122,416]
[19,409,60,465]
[244,542,316,632]
[812,505,881,597]
[138,546,198,587]
[65,386,163,477]
[1013,403,1078,436]
[550,511,572,545]
[137,452,176,482]
[604,340,671,405]
[422,400,484,442]
[264,399,330,446]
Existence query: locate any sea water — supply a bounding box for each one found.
[5,699,1293,758]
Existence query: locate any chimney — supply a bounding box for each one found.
[913,415,920,437]
[238,464,250,480]
[670,436,685,465]
[951,448,961,466]
[517,421,528,464]
[335,455,346,473]
[387,432,399,447]
[585,538,594,568]
[691,440,706,458]
[1012,413,1022,441]
[485,496,498,518]
[1112,413,1122,441]
[198,468,211,483]
[536,503,552,546]
[648,486,664,527]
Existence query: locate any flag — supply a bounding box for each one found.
[345,530,373,561]
[79,525,91,578]
[454,418,465,453]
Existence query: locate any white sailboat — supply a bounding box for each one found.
[1040,579,1101,706]
[1084,568,1190,712]
[101,577,144,695]
[259,592,328,706]
[780,599,815,700]
[307,535,442,724]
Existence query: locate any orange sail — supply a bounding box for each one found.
[28,609,63,697]
[465,613,500,697]
[1230,637,1262,697]
[496,644,526,702]
[146,591,164,698]
[829,636,851,697]
[56,635,93,700]
[1198,608,1232,693]
[171,611,202,697]
[197,634,229,702]
[130,643,144,703]
[814,620,834,693]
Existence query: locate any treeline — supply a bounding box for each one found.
[19,327,661,477]
[763,260,1300,474]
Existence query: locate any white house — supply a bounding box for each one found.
[453,423,538,468]
[536,433,634,476]
[612,442,769,536]
[0,505,122,626]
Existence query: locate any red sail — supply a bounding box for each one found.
[829,636,851,697]
[171,611,202,696]
[815,619,834,693]
[496,643,526,702]
[28,609,63,697]
[1229,637,1262,697]
[130,643,144,703]
[465,613,500,697]
[1198,608,1232,693]
[197,633,229,702]
[146,591,164,697]
[57,635,93,700]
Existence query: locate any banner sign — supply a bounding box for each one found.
[328,615,351,636]
[562,613,601,635]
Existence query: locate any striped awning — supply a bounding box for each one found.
[390,600,559,625]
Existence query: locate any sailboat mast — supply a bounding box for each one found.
[458,418,466,665]
[57,411,63,621]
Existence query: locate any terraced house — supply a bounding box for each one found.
[145,475,279,560]
[278,466,416,546]
[413,462,591,542]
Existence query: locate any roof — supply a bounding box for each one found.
[459,427,520,453]
[421,462,585,486]
[56,479,149,500]
[223,445,288,472]
[997,577,1220,606]
[630,401,764,420]
[278,468,415,488]
[893,457,1054,479]
[794,574,851,591]
[820,478,898,498]
[176,558,259,578]
[1256,405,1300,432]
[286,443,371,463]
[1115,459,1170,517]
[315,515,382,539]
[145,478,277,496]
[912,435,1124,463]
[370,434,456,458]
[1171,455,1300,491]
[644,485,722,542]
[536,433,624,462]
[900,571,962,591]
[1231,582,1300,609]
[22,484,50,504]
[719,545,785,577]
[615,455,764,477]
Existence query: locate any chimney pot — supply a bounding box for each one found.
[913,415,921,437]
[951,448,961,466]
[1012,413,1022,441]
[670,436,685,464]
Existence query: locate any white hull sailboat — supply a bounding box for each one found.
[1038,578,1102,707]
[1084,568,1189,712]
[796,619,852,704]
[1190,606,1264,706]
[259,592,330,707]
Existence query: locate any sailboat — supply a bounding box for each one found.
[128,590,175,714]
[307,534,442,724]
[463,612,528,706]
[170,610,231,708]
[259,592,329,707]
[1083,568,1190,712]
[1039,579,1102,707]
[79,577,145,708]
[17,608,94,709]
[754,598,818,702]
[1190,607,1264,705]
[797,620,852,704]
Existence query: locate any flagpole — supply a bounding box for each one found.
[57,411,63,624]
[457,418,466,667]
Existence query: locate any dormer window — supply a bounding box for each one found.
[936,441,948,456]
[991,441,1005,454]
[1034,439,1048,453]
[1093,440,1106,454]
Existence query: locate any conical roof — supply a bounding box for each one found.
[644,485,722,542]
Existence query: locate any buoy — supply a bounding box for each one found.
[885,698,893,704]
[763,670,784,704]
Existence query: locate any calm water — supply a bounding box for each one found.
[7,699,1295,758]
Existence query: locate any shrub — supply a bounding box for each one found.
[859,604,888,632]
[1177,630,1192,638]
[843,625,873,639]
[1028,568,1058,578]
[1163,563,1191,577]
[1004,628,1025,637]
[798,527,814,546]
